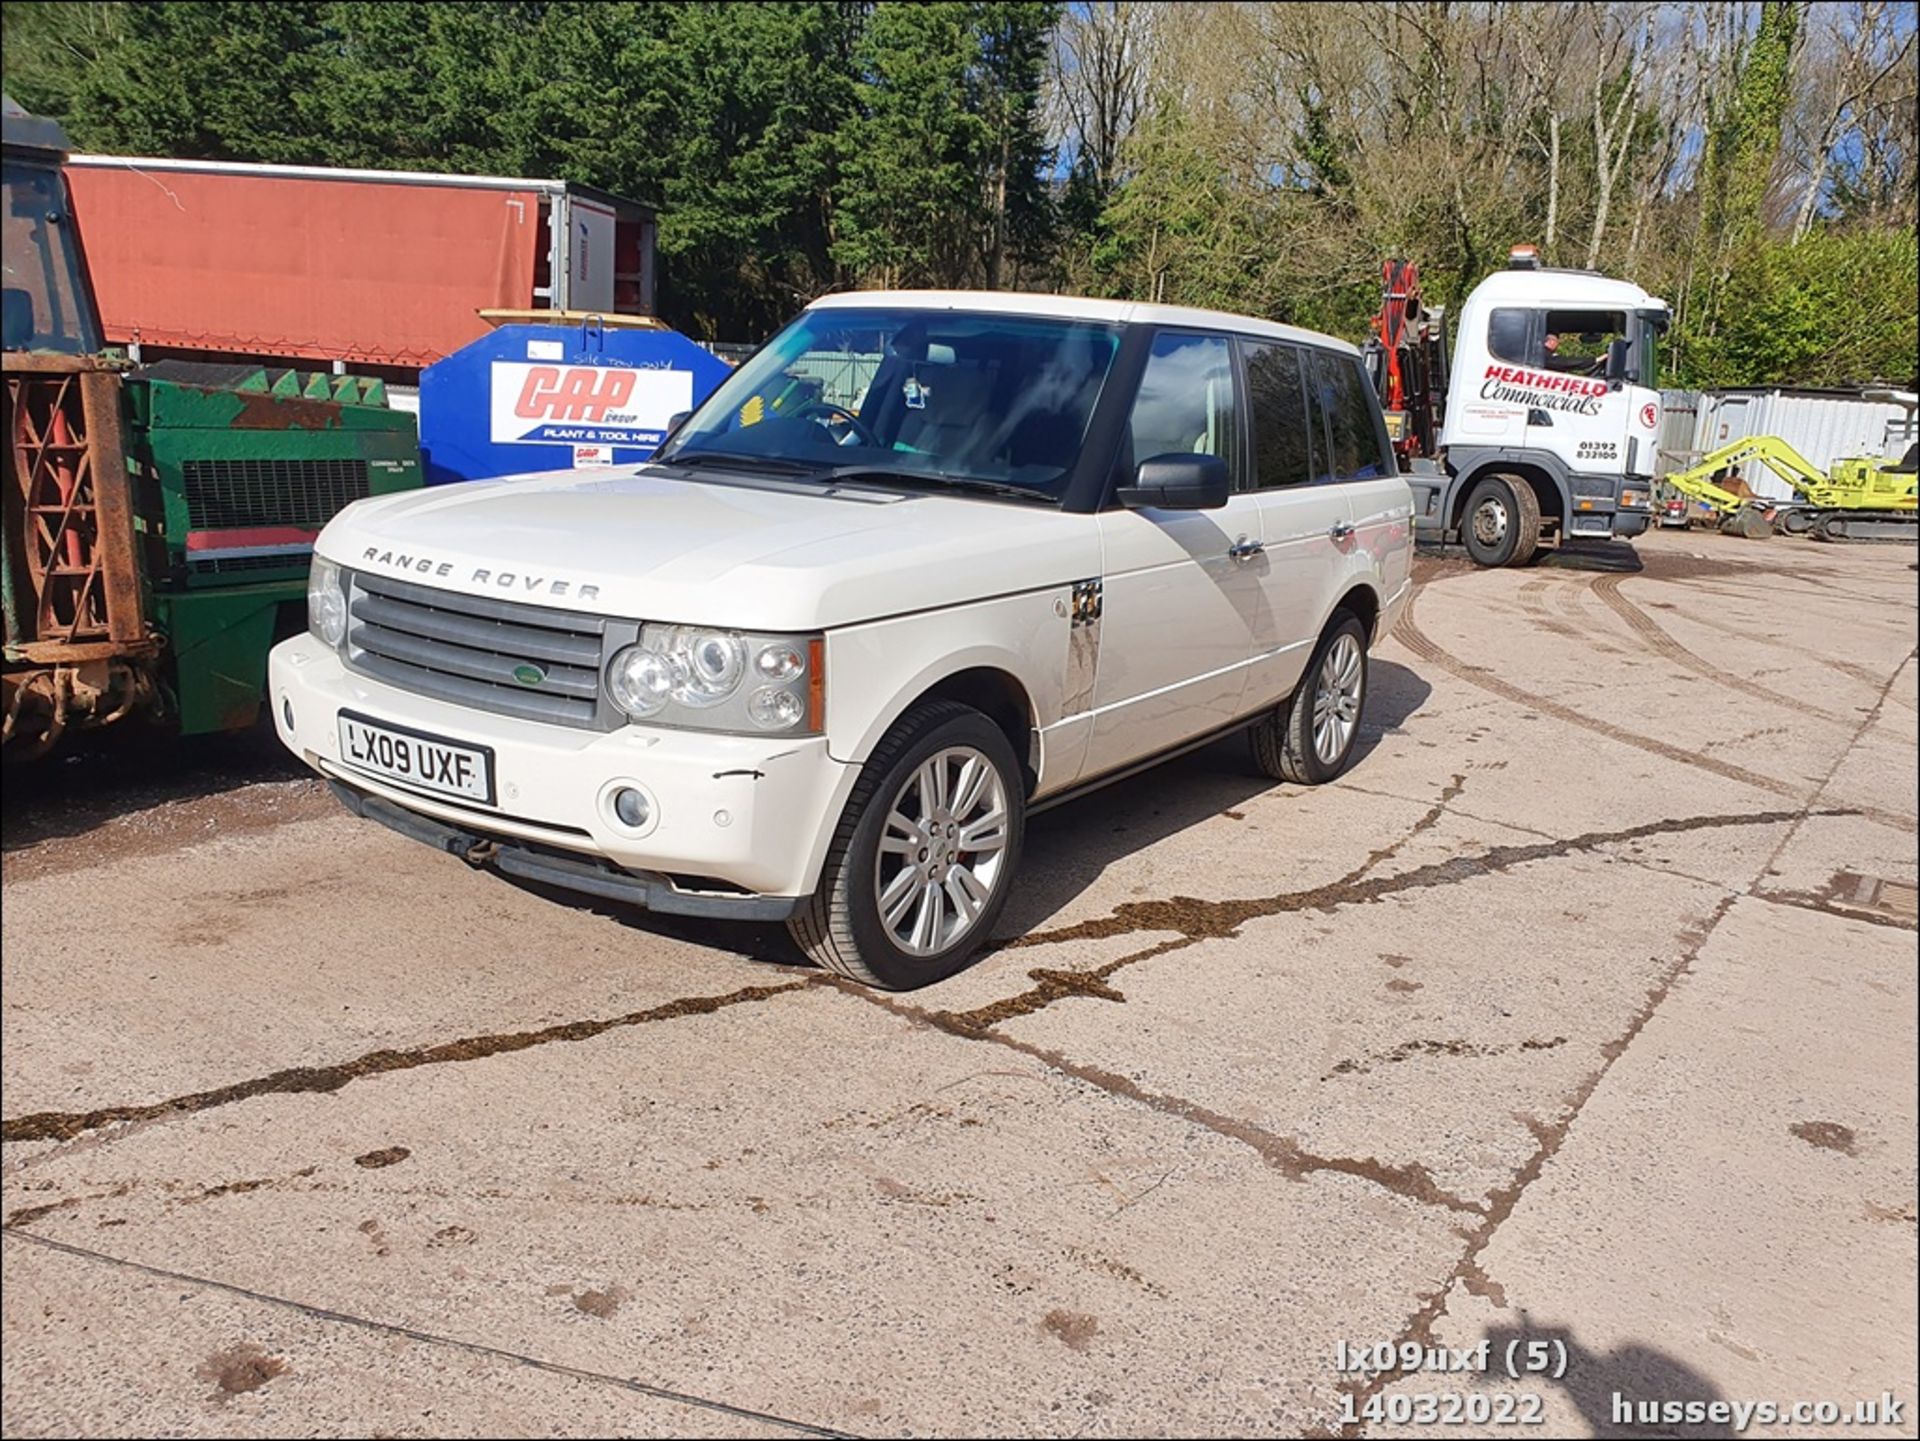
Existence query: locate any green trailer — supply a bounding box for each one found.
[3,96,424,758]
[129,362,421,736]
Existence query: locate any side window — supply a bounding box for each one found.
[1126,332,1238,477]
[1488,307,1536,366]
[1311,349,1395,481]
[1341,354,1396,478]
[1542,309,1627,378]
[1243,341,1311,490]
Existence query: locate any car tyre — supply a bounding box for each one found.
[1461,475,1541,567]
[1251,612,1370,785]
[789,700,1025,990]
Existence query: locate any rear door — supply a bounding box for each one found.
[1086,330,1260,777]
[1238,341,1362,706]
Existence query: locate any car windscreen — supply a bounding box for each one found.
[658,308,1123,499]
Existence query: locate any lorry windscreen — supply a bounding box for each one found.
[1,159,100,355]
[658,308,1122,500]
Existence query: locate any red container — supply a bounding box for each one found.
[66,158,656,374]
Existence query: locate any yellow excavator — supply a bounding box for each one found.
[1659,391,1918,542]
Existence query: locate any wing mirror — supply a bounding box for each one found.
[1605,339,1632,389]
[1118,453,1230,511]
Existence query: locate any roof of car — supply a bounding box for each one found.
[807,290,1362,357]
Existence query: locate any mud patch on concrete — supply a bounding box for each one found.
[572,1285,630,1319]
[1327,1035,1565,1079]
[1385,979,1424,994]
[1789,1120,1860,1156]
[1862,1199,1916,1225]
[2,980,813,1146]
[354,1146,411,1169]
[1042,1308,1101,1350]
[5,1195,86,1227]
[1459,1257,1507,1308]
[195,1342,286,1401]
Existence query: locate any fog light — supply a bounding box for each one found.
[281,696,294,731]
[612,786,651,829]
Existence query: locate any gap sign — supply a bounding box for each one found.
[420,322,731,485]
[489,362,693,446]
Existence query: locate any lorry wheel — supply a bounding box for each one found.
[1461,476,1540,567]
[789,701,1025,990]
[1251,612,1369,785]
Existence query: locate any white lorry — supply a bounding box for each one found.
[271,291,1413,988]
[1392,246,1670,566]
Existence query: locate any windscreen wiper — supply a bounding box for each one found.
[656,449,820,476]
[820,467,1059,505]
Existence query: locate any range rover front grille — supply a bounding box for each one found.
[346,572,637,730]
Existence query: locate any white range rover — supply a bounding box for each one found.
[271,292,1414,988]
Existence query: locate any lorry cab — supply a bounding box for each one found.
[1426,246,1669,565]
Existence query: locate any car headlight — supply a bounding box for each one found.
[308,557,347,647]
[606,627,823,733]
[1620,488,1648,510]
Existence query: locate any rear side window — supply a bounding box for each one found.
[1488,307,1535,365]
[1311,349,1396,481]
[1126,332,1238,475]
[1243,341,1312,490]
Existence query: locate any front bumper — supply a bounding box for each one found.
[269,634,857,904]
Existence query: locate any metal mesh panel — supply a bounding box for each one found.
[181,457,371,531]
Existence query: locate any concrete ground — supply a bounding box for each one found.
[2,528,1914,1439]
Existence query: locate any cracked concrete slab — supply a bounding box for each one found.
[4,530,1915,1436]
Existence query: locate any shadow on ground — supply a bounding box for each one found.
[1,725,312,855]
[554,658,1434,972]
[1479,1321,1735,1438]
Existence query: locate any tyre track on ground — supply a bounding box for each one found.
[1393,589,1917,833]
[1589,572,1853,725]
[1624,598,1887,688]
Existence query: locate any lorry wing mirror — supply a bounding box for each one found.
[1605,338,1631,388]
[665,410,691,437]
[1118,453,1230,510]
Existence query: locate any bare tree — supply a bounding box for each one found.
[1048,1,1158,200]
[1584,5,1656,269]
[1789,1,1916,238]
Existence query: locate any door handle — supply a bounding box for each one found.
[1328,521,1356,541]
[1227,536,1265,561]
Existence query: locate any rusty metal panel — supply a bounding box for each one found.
[76,368,144,644]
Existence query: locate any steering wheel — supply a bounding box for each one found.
[793,400,878,448]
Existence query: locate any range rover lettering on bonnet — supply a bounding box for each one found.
[360,547,601,602]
